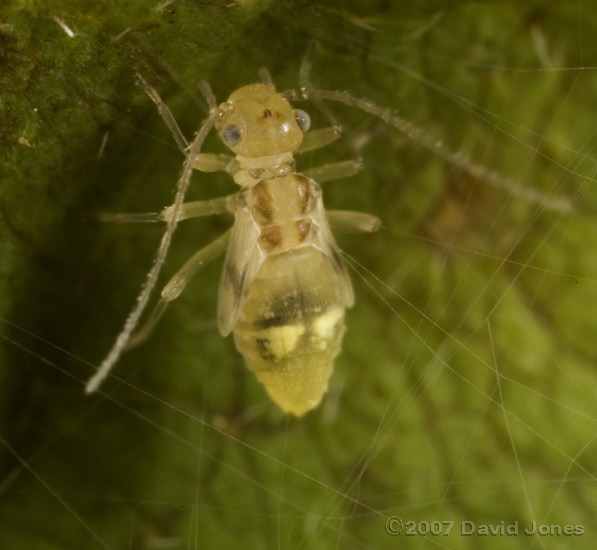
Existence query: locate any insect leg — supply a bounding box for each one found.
[96,194,235,224]
[304,159,362,184]
[96,211,164,223]
[327,210,381,234]
[159,195,236,222]
[95,158,236,226]
[126,229,231,350]
[193,153,235,173]
[296,126,342,153]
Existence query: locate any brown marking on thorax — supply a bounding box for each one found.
[250,176,313,223]
[295,219,311,242]
[250,176,317,253]
[251,182,274,222]
[260,226,283,248]
[296,175,310,213]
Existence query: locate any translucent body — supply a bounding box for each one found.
[223,176,353,415]
[216,85,353,416]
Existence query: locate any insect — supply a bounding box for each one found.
[85,56,568,415]
[85,65,382,416]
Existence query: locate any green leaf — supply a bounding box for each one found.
[1,1,596,548]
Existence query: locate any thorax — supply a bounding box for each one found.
[235,155,322,255]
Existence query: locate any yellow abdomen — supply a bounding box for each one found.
[233,247,347,416]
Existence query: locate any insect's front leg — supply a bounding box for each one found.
[193,153,236,173]
[296,126,342,153]
[304,159,362,184]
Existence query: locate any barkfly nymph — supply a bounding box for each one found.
[85,64,381,416]
[85,56,568,416]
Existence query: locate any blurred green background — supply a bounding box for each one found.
[1,0,596,548]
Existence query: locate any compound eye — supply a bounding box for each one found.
[220,124,242,147]
[294,109,311,132]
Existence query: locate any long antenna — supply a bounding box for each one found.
[85,83,218,393]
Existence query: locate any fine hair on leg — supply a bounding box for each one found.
[85,84,219,394]
[293,44,571,213]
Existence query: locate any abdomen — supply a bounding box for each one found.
[232,246,348,416]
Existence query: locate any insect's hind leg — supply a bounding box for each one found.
[126,229,231,350]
